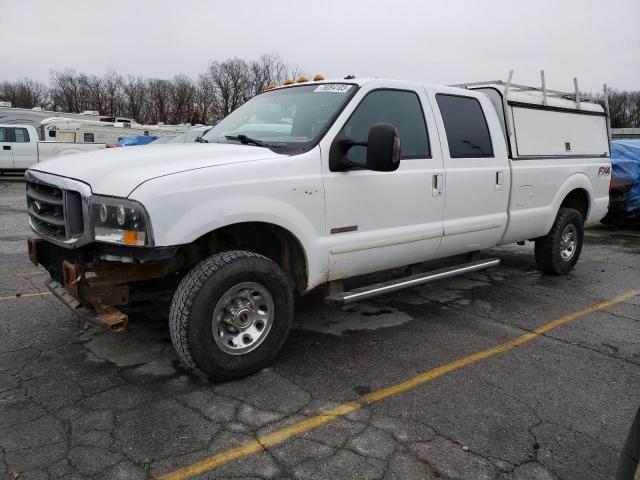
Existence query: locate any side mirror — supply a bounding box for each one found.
[329,123,401,172]
[366,123,401,172]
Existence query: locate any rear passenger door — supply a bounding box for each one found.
[0,127,13,169]
[430,92,510,257]
[11,127,35,169]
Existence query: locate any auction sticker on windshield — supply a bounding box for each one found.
[314,84,352,93]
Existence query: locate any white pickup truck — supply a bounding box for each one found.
[25,76,611,381]
[0,124,105,171]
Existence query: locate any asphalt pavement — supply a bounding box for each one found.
[1,179,639,480]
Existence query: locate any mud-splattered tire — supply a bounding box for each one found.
[534,208,584,275]
[169,250,293,382]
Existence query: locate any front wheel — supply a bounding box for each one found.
[169,250,293,381]
[534,208,584,275]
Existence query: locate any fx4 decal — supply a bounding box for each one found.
[598,166,611,177]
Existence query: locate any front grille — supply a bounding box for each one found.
[26,179,84,241]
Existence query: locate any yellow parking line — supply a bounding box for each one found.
[156,288,640,480]
[0,292,51,301]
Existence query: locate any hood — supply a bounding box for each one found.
[30,143,285,197]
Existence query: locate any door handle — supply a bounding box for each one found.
[496,171,504,190]
[432,174,443,197]
[2,145,10,151]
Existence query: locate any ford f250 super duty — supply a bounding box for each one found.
[25,75,611,381]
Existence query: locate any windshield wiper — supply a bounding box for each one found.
[224,134,271,148]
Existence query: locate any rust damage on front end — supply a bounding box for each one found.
[30,236,189,332]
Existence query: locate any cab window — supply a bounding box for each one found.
[436,94,493,158]
[0,127,7,142]
[13,128,30,143]
[340,89,430,166]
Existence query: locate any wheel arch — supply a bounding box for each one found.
[196,222,310,295]
[543,173,593,235]
[559,188,590,221]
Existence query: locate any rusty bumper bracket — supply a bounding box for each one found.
[46,280,129,332]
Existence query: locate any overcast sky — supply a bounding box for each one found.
[1,0,638,93]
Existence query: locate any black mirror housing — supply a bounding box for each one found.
[366,123,401,172]
[329,123,401,172]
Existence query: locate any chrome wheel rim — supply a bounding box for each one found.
[560,224,577,261]
[212,282,274,355]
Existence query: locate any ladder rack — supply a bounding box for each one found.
[451,79,598,102]
[451,70,599,106]
[451,70,612,140]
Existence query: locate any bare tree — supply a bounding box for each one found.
[593,89,640,128]
[1,53,307,125]
[0,78,49,109]
[169,74,196,124]
[122,75,146,122]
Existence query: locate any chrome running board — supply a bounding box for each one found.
[325,258,500,306]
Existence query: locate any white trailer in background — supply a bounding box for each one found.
[40,117,188,144]
[0,106,191,143]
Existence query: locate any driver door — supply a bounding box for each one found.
[321,86,445,280]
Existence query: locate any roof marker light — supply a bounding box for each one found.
[266,83,277,90]
[344,74,356,79]
[313,74,325,81]
[283,78,294,85]
[297,76,309,83]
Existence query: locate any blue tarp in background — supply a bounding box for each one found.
[610,140,640,213]
[117,135,158,146]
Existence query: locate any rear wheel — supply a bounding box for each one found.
[169,250,293,381]
[534,208,584,275]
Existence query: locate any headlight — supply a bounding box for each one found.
[90,196,153,246]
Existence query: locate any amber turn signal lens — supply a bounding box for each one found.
[123,230,143,245]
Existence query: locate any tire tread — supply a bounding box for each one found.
[169,250,264,376]
[534,208,583,275]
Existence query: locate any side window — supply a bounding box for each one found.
[13,128,30,143]
[0,127,7,142]
[84,132,95,143]
[341,89,430,166]
[48,130,57,138]
[436,94,493,158]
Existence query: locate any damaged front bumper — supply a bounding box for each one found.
[46,279,128,331]
[28,236,186,333]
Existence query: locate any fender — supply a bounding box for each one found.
[175,198,323,290]
[129,154,328,290]
[542,172,593,234]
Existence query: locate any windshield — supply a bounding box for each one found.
[202,83,357,152]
